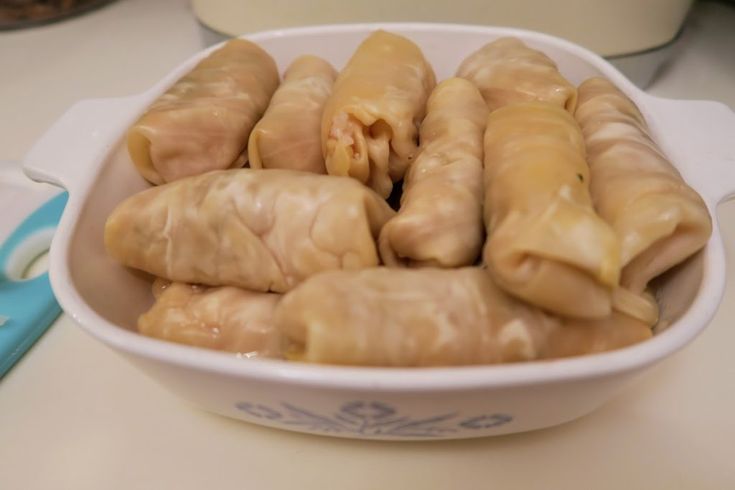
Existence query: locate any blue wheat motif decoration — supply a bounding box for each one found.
[235,400,512,437]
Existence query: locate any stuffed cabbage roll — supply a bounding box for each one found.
[105,169,395,293]
[456,37,577,112]
[575,77,712,292]
[275,267,651,367]
[138,280,282,357]
[483,101,621,318]
[248,55,337,173]
[542,311,652,360]
[128,39,279,184]
[379,78,487,267]
[321,30,436,197]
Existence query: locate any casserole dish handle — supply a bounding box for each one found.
[22,96,143,194]
[642,96,735,205]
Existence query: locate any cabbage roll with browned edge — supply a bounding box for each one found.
[575,77,712,293]
[104,169,395,293]
[138,280,282,357]
[248,55,337,173]
[379,78,487,268]
[483,101,621,319]
[128,39,279,185]
[456,37,577,112]
[275,267,651,367]
[321,30,436,197]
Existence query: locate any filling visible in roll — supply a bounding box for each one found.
[128,39,279,184]
[379,78,488,268]
[321,30,436,198]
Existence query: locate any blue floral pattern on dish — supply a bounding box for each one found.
[235,400,512,437]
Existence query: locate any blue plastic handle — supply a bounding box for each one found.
[0,192,67,377]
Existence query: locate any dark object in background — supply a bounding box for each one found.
[0,0,116,30]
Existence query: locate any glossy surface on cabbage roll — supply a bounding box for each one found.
[379,78,487,267]
[575,77,712,293]
[456,37,577,112]
[138,280,282,357]
[321,30,436,197]
[128,39,279,184]
[276,267,554,366]
[275,267,651,367]
[248,55,337,173]
[483,101,621,318]
[105,169,395,292]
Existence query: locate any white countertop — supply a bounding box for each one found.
[1,1,734,488]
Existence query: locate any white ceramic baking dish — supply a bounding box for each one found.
[23,24,735,440]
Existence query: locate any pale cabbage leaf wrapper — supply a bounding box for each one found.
[248,55,337,173]
[379,78,487,267]
[138,280,281,357]
[456,37,577,112]
[483,101,621,318]
[105,169,395,293]
[321,30,436,197]
[275,268,651,367]
[128,39,279,184]
[575,77,712,293]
